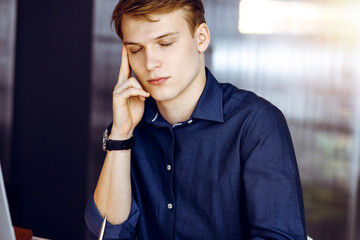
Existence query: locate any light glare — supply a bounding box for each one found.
[238,0,360,38]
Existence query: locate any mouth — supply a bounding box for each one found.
[147,77,169,85]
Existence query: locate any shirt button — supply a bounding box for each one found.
[167,203,173,210]
[167,165,171,171]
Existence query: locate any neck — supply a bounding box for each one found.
[156,67,206,125]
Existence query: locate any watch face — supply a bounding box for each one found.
[102,129,109,151]
[102,137,106,151]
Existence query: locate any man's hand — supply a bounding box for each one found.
[111,44,150,140]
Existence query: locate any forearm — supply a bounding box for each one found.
[93,149,132,225]
[92,43,148,227]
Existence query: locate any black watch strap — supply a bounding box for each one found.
[104,136,135,151]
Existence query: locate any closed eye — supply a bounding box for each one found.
[160,42,174,47]
[130,48,143,54]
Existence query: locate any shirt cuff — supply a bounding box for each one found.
[85,194,140,239]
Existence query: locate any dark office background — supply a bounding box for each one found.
[1,0,92,239]
[1,0,360,239]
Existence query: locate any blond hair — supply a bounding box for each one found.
[112,0,206,39]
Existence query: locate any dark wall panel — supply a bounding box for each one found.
[0,0,16,181]
[12,0,92,239]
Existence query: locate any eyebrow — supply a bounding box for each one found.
[124,32,179,46]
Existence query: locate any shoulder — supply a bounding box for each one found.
[220,82,283,121]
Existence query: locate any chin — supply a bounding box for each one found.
[151,95,172,102]
[150,92,176,103]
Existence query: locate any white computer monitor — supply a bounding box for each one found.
[0,162,16,240]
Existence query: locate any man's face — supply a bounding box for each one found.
[121,9,205,103]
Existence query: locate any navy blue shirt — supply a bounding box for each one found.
[85,68,307,239]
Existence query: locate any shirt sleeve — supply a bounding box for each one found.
[85,194,140,240]
[241,106,307,240]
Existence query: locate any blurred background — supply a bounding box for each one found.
[0,0,359,239]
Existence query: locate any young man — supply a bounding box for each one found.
[85,0,307,239]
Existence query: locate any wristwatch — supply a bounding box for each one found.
[102,129,135,151]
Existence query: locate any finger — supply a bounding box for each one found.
[114,86,150,98]
[114,87,150,99]
[114,77,147,93]
[127,77,143,90]
[138,96,146,101]
[114,78,149,95]
[117,43,131,84]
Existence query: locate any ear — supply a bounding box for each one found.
[196,23,210,53]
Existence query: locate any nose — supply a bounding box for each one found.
[145,47,161,71]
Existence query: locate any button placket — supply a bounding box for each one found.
[164,126,176,238]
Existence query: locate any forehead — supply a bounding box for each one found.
[121,9,190,42]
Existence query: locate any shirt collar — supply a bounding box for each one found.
[191,67,224,123]
[143,67,224,124]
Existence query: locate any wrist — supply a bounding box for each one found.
[109,133,132,141]
[103,128,135,151]
[110,127,133,140]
